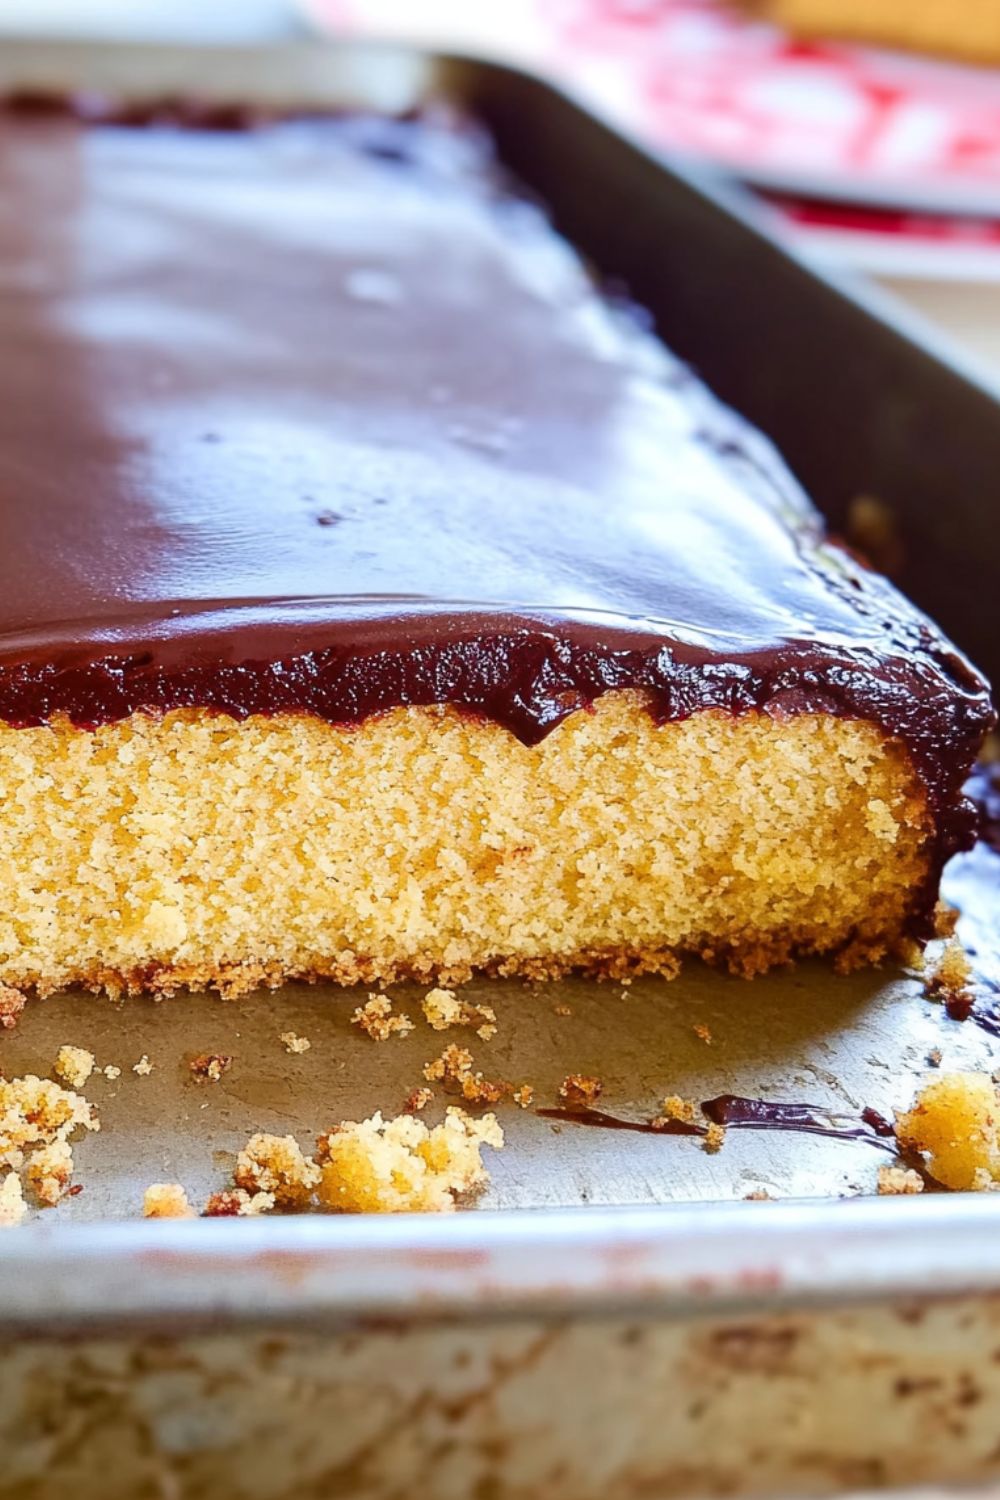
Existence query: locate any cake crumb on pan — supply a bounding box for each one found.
[403,1087,434,1114]
[512,1084,534,1109]
[0,1172,25,1228]
[102,1064,121,1081]
[189,1053,232,1082]
[26,1138,73,1205]
[925,937,972,1001]
[0,1073,98,1211]
[421,987,497,1040]
[132,1054,153,1076]
[143,1183,195,1219]
[559,1074,603,1108]
[553,1004,572,1017]
[704,1121,726,1154]
[279,1031,311,1054]
[203,1188,276,1217]
[54,1045,95,1089]
[0,984,25,1031]
[693,1023,713,1044]
[234,1133,320,1208]
[316,1106,503,1214]
[352,995,414,1042]
[652,1095,701,1129]
[422,1043,519,1105]
[877,1165,924,1196]
[896,1072,1000,1190]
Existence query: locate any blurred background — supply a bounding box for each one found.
[3,0,1000,383]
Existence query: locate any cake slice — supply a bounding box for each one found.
[0,100,990,999]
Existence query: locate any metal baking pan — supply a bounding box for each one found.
[1,35,1000,1500]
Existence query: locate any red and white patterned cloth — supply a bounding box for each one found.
[301,0,1000,274]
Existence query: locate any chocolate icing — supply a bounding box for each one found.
[0,103,991,903]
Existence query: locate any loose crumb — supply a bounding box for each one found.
[896,1072,1000,1190]
[0,1074,98,1209]
[422,1043,518,1105]
[927,1048,943,1069]
[352,994,414,1042]
[132,1055,153,1077]
[512,1084,534,1109]
[143,1183,195,1219]
[26,1138,74,1206]
[559,1074,603,1108]
[877,1165,924,1196]
[704,1121,726,1154]
[102,1064,121,1081]
[421,987,497,1041]
[403,1086,434,1114]
[423,1042,473,1084]
[203,1188,276,1217]
[925,938,972,1000]
[693,1023,713,1045]
[0,1074,98,1171]
[316,1107,503,1214]
[0,1172,26,1227]
[189,1053,232,1083]
[54,1045,95,1090]
[279,1032,311,1055]
[234,1132,320,1208]
[553,1004,572,1017]
[652,1095,701,1129]
[0,984,25,1031]
[744,1189,773,1201]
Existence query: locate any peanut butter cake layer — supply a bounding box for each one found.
[0,100,991,998]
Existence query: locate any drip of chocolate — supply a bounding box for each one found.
[0,100,990,928]
[540,1096,897,1150]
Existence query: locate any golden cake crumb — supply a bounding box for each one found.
[553,1004,573,1017]
[512,1084,534,1109]
[421,987,497,1041]
[279,1031,311,1054]
[352,994,415,1042]
[0,984,25,1031]
[704,1121,726,1154]
[877,1165,924,1196]
[559,1074,603,1108]
[234,1132,320,1208]
[132,1055,153,1076]
[925,938,972,1001]
[203,1188,276,1217]
[693,1023,713,1044]
[189,1053,232,1083]
[102,1064,121,1081]
[143,1183,195,1219]
[403,1086,434,1114]
[0,1171,25,1227]
[0,1074,98,1172]
[423,1043,473,1083]
[316,1106,503,1214]
[0,1073,98,1210]
[422,1043,517,1105]
[54,1045,95,1090]
[26,1138,73,1206]
[896,1072,1000,1190]
[652,1095,701,1129]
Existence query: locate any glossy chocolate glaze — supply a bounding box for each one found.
[538,1097,897,1150]
[0,102,991,897]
